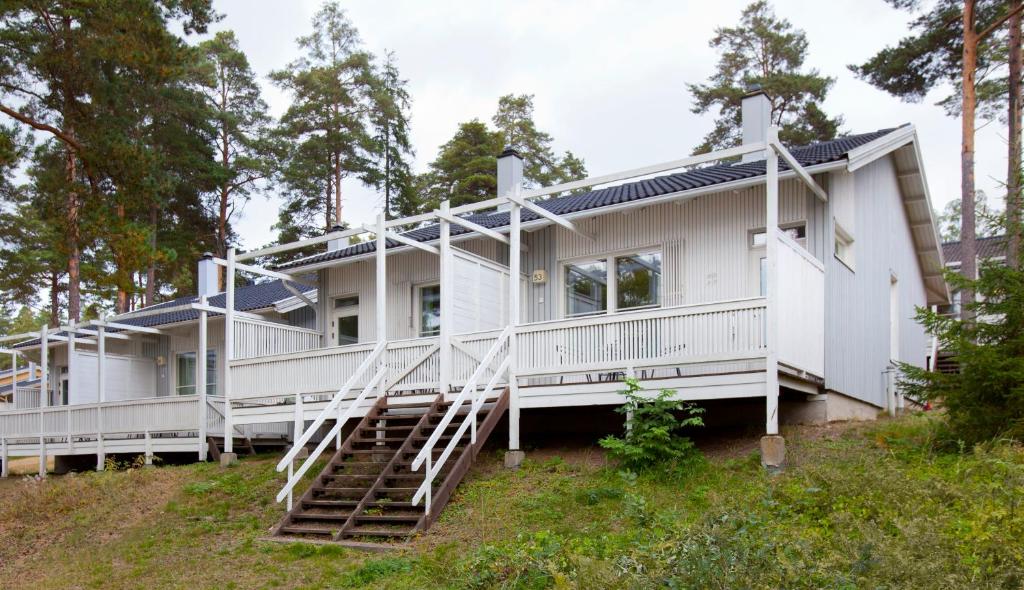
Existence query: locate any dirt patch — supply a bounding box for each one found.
[4,456,53,475]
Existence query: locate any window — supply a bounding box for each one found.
[418,284,441,336]
[834,223,855,269]
[616,252,662,310]
[333,295,359,345]
[565,259,608,316]
[759,257,767,297]
[750,223,806,248]
[176,350,216,396]
[563,251,663,316]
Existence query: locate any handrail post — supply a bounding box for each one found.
[198,296,208,460]
[223,248,236,462]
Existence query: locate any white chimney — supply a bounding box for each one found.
[496,147,524,212]
[741,87,771,162]
[326,225,348,252]
[197,253,218,298]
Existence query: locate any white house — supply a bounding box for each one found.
[0,90,947,542]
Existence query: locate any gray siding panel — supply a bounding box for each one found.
[824,158,929,407]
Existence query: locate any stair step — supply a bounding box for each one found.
[360,425,415,432]
[344,527,415,538]
[355,514,421,523]
[302,498,421,510]
[279,526,335,537]
[351,437,408,443]
[291,512,350,522]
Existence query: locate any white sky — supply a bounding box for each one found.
[207,0,1009,250]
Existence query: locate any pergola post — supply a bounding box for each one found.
[198,295,208,461]
[38,325,48,476]
[221,247,237,466]
[376,211,387,397]
[762,126,785,469]
[504,199,525,469]
[438,200,452,395]
[96,324,106,471]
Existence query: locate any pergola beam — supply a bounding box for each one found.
[191,302,262,321]
[363,224,440,256]
[507,194,593,240]
[210,257,296,282]
[436,212,510,245]
[769,138,828,202]
[92,321,167,335]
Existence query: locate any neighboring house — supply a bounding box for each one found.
[931,234,1007,372]
[0,90,947,543]
[0,266,313,474]
[0,365,43,408]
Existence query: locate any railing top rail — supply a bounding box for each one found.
[229,340,377,367]
[517,297,767,333]
[233,317,323,335]
[0,395,200,416]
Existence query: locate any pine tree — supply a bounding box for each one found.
[198,30,276,285]
[852,0,1024,318]
[687,1,841,154]
[419,120,504,210]
[271,2,381,241]
[372,51,415,220]
[492,94,587,187]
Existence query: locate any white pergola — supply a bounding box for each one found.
[215,125,826,459]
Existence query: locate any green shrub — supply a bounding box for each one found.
[899,261,1024,445]
[599,377,704,471]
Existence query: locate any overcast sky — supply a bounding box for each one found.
[207,0,1008,250]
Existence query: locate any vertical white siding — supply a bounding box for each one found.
[824,158,929,407]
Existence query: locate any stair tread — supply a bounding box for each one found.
[279,526,336,536]
[291,513,350,521]
[344,528,415,537]
[356,514,421,522]
[302,499,418,509]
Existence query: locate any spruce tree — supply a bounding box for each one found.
[372,51,415,220]
[687,1,841,154]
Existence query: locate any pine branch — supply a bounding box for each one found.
[0,103,81,151]
[978,2,1024,40]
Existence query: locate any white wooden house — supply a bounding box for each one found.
[0,90,946,539]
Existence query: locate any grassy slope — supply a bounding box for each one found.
[1,414,1022,589]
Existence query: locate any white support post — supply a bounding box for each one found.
[376,211,387,390]
[40,326,48,408]
[96,324,106,471]
[508,200,522,453]
[38,325,48,477]
[438,200,452,395]
[198,297,208,460]
[67,325,76,406]
[764,127,782,438]
[1,437,7,478]
[144,429,153,466]
[294,392,304,445]
[223,248,236,457]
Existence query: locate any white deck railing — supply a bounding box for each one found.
[517,297,768,377]
[228,298,771,403]
[776,234,825,376]
[0,396,202,440]
[233,318,322,360]
[13,386,41,409]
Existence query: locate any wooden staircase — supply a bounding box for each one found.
[271,388,509,543]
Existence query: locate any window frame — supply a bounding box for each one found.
[415,282,442,337]
[559,246,664,319]
[174,349,217,396]
[331,294,360,346]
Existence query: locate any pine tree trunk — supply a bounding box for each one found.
[145,203,157,306]
[64,144,81,323]
[49,270,60,328]
[115,203,128,314]
[218,86,230,289]
[961,1,978,321]
[1008,10,1022,270]
[335,151,342,226]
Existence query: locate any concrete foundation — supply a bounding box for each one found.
[760,435,785,470]
[504,450,525,469]
[219,452,238,467]
[781,389,883,425]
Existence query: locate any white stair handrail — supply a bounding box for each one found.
[275,340,386,472]
[276,363,387,504]
[412,355,510,508]
[411,326,511,471]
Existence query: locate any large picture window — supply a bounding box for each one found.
[565,259,608,316]
[176,350,216,396]
[564,250,662,316]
